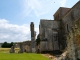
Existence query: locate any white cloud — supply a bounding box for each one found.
[20,0,67,18]
[0,19,39,43]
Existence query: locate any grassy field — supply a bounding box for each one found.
[0,48,49,60]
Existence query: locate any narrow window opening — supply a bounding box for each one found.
[67,24,69,32]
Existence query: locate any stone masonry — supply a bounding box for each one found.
[30,22,36,53]
[39,1,80,59]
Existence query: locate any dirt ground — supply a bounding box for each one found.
[42,54,56,60]
[42,51,67,60]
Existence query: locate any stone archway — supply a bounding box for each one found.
[10,41,31,53]
[10,43,21,53]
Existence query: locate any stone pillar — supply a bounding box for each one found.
[18,43,24,53]
[10,46,15,53]
[30,22,36,53]
[67,29,77,60]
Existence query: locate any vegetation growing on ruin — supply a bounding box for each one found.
[36,34,40,45]
[75,34,80,46]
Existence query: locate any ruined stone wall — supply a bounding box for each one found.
[60,1,80,51]
[54,7,70,20]
[62,1,80,34]
[17,41,31,53]
[39,20,60,52]
[40,20,60,40]
[45,28,53,51]
[39,20,54,52]
[40,20,53,40]
[22,41,31,52]
[40,41,48,52]
[53,7,70,51]
[67,18,80,60]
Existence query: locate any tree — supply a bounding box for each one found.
[9,42,14,47]
[1,42,14,48]
[1,42,8,48]
[36,38,40,46]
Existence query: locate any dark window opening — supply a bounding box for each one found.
[67,24,69,32]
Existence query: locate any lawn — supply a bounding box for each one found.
[0,48,49,60]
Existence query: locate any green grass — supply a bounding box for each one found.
[0,48,49,60]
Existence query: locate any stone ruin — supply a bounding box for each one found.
[10,1,80,60]
[18,43,24,53]
[67,18,80,60]
[10,22,36,53]
[30,22,36,53]
[10,46,15,53]
[38,1,80,60]
[10,41,31,53]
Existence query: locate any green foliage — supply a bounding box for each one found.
[1,42,14,48]
[1,42,7,48]
[9,42,14,47]
[36,34,41,46]
[36,38,40,46]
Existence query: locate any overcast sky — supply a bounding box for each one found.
[0,0,79,43]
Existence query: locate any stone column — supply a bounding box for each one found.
[30,22,36,53]
[10,46,15,53]
[18,43,24,53]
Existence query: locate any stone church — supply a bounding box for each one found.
[39,1,80,59]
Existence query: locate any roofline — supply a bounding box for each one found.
[53,7,70,16]
[62,1,80,19]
